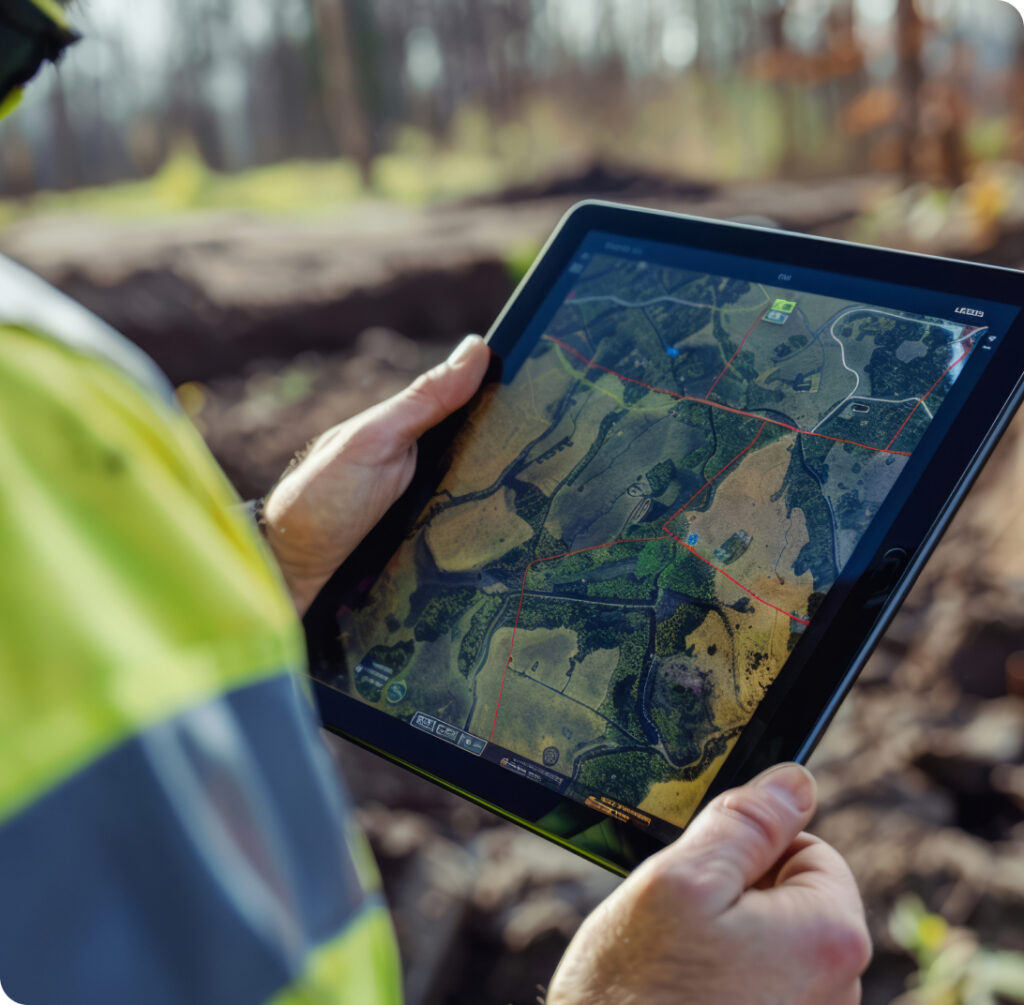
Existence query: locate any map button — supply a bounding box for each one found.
[457,732,487,756]
[411,712,438,734]
[435,722,461,744]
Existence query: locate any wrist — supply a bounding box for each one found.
[261,486,335,617]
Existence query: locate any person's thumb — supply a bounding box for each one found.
[388,334,491,442]
[661,763,817,917]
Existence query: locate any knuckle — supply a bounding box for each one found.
[648,850,733,914]
[717,788,790,847]
[407,371,453,415]
[811,917,872,980]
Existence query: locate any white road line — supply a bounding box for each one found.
[813,307,961,431]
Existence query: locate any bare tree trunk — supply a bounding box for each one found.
[315,0,374,186]
[1014,20,1024,163]
[896,0,925,184]
[49,71,80,189]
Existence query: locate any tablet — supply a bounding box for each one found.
[305,201,1024,874]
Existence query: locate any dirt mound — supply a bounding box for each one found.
[464,159,717,205]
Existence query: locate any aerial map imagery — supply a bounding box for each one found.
[325,249,986,833]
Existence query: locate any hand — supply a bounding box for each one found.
[547,764,871,1005]
[263,335,491,615]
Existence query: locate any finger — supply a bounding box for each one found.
[752,830,818,890]
[659,763,818,916]
[387,334,491,443]
[753,839,872,988]
[770,833,866,924]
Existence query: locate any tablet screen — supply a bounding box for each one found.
[316,228,1017,840]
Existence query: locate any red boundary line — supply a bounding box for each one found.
[885,345,970,450]
[487,331,972,740]
[545,336,912,458]
[488,420,810,741]
[665,420,767,523]
[672,544,811,627]
[705,308,767,400]
[490,331,966,739]
[659,420,811,622]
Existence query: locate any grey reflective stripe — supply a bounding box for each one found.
[0,253,176,403]
[0,672,375,1005]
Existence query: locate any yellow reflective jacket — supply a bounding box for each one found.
[0,255,402,1005]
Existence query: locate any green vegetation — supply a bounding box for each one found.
[457,597,504,678]
[489,540,537,582]
[636,538,675,579]
[575,748,676,808]
[651,674,706,765]
[786,441,837,589]
[566,411,623,487]
[658,553,715,601]
[890,895,1024,1004]
[654,602,708,657]
[701,410,763,489]
[516,599,640,661]
[512,480,550,529]
[595,627,651,739]
[362,641,414,673]
[622,381,648,405]
[414,588,476,642]
[504,242,543,286]
[0,142,507,227]
[836,489,866,530]
[746,383,786,410]
[797,433,833,482]
[645,458,676,497]
[587,576,652,601]
[534,528,569,560]
[857,319,954,427]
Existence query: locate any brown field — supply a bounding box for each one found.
[639,738,739,828]
[425,487,534,572]
[469,626,516,737]
[519,391,619,496]
[678,436,815,622]
[721,602,795,712]
[564,646,619,709]
[347,537,419,650]
[515,628,578,690]
[442,351,574,495]
[669,607,737,712]
[469,625,609,763]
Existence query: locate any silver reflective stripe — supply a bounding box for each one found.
[0,253,176,404]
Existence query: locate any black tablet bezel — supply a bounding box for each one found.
[306,200,1024,875]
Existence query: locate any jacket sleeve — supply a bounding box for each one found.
[0,325,402,1005]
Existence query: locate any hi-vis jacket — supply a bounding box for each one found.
[0,254,402,1005]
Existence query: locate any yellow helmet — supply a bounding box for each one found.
[0,0,78,118]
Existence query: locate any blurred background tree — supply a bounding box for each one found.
[3,0,1022,198]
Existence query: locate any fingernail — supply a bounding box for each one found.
[448,334,483,367]
[753,763,816,814]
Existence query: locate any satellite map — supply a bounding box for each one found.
[328,251,984,831]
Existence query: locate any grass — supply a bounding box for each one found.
[0,137,505,228]
[0,76,864,229]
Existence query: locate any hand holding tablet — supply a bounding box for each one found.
[305,201,1024,873]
